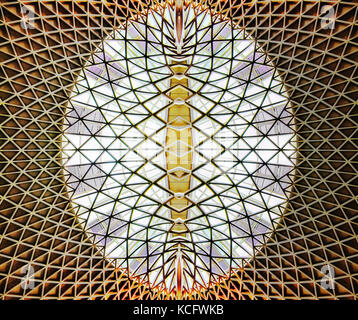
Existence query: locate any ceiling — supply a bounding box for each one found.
[0,0,357,299]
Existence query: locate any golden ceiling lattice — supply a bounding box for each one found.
[0,0,357,300]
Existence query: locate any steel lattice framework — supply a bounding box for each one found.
[0,0,357,299]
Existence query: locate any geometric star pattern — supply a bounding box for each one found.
[0,0,357,299]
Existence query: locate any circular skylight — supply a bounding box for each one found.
[63,2,295,294]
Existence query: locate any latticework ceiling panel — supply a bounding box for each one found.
[0,0,357,299]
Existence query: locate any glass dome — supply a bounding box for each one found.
[62,2,295,295]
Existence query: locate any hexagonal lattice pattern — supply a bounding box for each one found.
[0,0,357,299]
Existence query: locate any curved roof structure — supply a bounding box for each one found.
[0,0,357,299]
